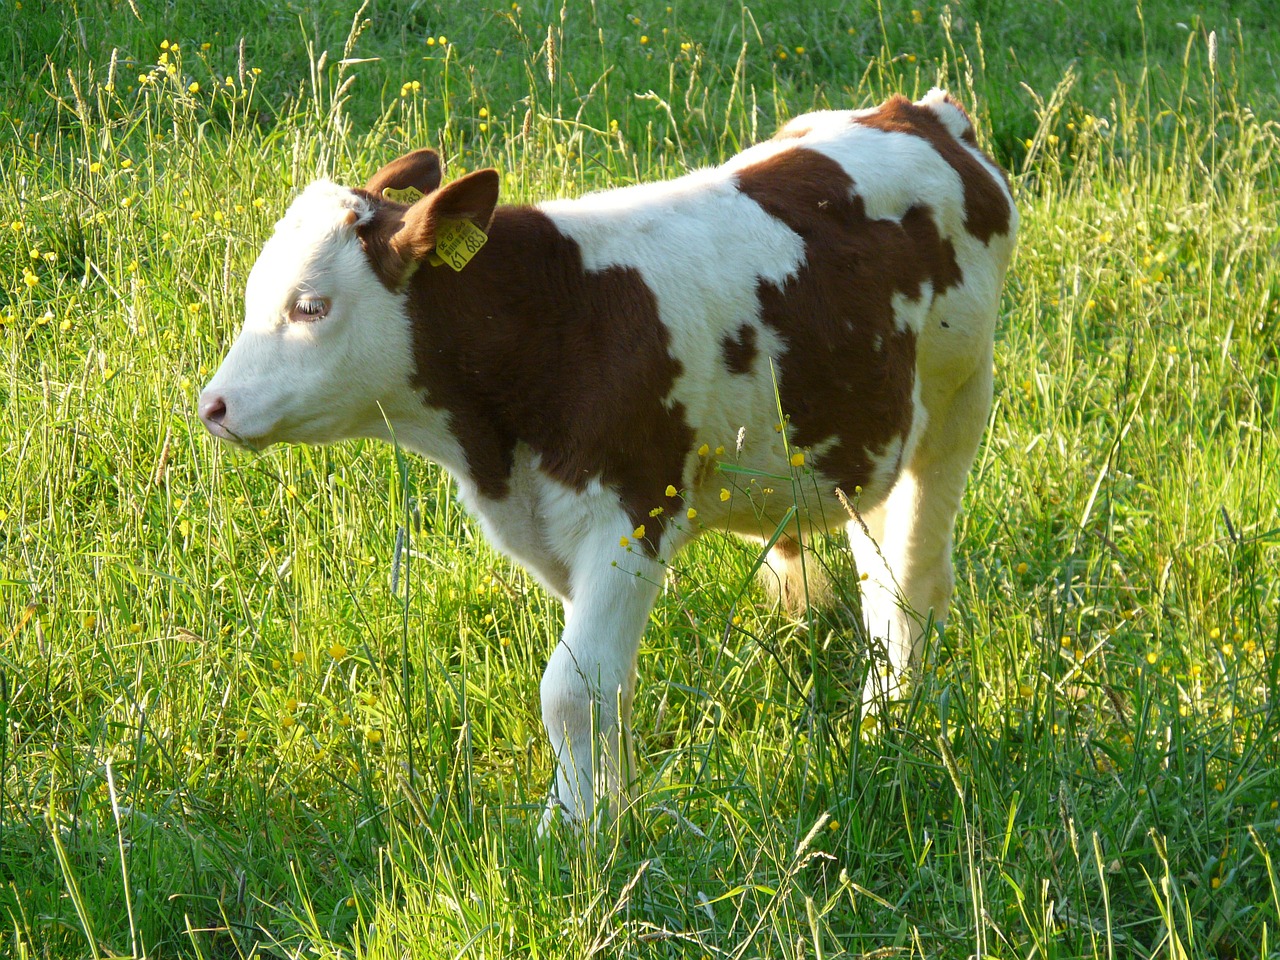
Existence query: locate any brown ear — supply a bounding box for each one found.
[391,169,501,264]
[364,148,443,201]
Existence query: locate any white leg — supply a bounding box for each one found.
[850,351,993,703]
[847,499,905,690]
[539,531,663,828]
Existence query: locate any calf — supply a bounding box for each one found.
[199,90,1017,827]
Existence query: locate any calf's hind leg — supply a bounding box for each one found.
[849,348,994,704]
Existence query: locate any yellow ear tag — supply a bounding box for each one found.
[381,185,425,205]
[430,218,488,272]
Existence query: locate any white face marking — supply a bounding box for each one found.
[199,182,415,449]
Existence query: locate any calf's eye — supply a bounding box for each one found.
[289,297,330,322]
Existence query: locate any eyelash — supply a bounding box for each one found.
[290,297,329,321]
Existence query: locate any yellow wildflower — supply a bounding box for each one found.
[790,451,805,467]
[665,484,678,497]
[720,489,731,502]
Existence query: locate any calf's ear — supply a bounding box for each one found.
[391,169,501,264]
[364,148,443,203]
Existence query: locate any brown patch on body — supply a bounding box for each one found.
[855,95,1011,243]
[376,204,693,547]
[735,147,963,493]
[721,324,759,375]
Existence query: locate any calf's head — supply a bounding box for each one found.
[199,149,498,448]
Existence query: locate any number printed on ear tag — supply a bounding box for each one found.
[382,186,425,205]
[433,218,488,271]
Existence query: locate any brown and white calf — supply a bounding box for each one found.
[199,90,1017,826]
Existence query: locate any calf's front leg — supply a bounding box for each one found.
[539,535,663,828]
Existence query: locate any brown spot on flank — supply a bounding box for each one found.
[392,205,693,549]
[856,95,1011,244]
[736,147,963,494]
[721,324,758,375]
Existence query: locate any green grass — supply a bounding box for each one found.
[3,0,1280,956]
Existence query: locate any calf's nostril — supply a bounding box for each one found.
[200,395,228,425]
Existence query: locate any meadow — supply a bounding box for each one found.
[3,0,1279,956]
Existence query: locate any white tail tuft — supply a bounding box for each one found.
[919,88,975,141]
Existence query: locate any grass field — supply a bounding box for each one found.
[3,1,1279,957]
